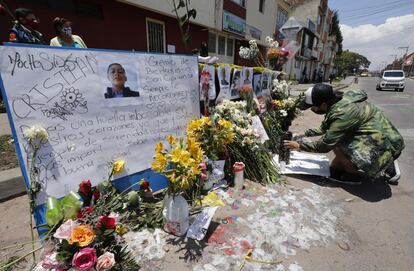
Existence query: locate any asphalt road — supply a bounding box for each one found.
[288,77,414,271]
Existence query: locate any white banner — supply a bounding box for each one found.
[0,45,200,202]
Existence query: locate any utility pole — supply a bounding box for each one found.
[398,46,409,72]
[398,46,409,57]
[390,54,397,70]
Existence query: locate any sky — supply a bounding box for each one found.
[329,0,414,71]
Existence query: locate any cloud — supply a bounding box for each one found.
[340,14,414,70]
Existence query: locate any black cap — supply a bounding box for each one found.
[299,83,335,110]
[14,8,33,20]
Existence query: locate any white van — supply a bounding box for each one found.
[377,70,405,92]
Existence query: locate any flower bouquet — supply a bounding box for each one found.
[213,100,279,184]
[186,117,235,190]
[32,179,141,270]
[151,135,204,235]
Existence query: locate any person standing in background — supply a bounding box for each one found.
[50,17,87,48]
[9,8,44,44]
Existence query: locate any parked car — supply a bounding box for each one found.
[376,70,405,92]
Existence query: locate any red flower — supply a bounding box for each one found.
[97,216,116,229]
[78,206,94,219]
[93,190,100,200]
[140,180,150,191]
[79,180,92,196]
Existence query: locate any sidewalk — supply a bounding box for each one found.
[290,77,354,93]
[0,113,25,202]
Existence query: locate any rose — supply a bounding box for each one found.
[139,179,150,191]
[69,224,95,247]
[93,190,100,201]
[72,247,97,271]
[77,207,94,219]
[96,252,115,271]
[53,219,80,241]
[97,216,116,229]
[79,180,92,197]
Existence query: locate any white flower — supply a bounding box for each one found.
[23,125,48,141]
[280,110,288,117]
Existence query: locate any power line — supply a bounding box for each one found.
[339,0,409,14]
[341,2,414,20]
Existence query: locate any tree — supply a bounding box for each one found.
[330,10,343,55]
[335,50,371,75]
[172,0,197,53]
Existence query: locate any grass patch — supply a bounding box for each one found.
[0,135,19,171]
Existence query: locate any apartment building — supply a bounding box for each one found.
[0,0,338,71]
[280,0,337,81]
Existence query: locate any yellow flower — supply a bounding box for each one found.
[112,160,125,173]
[69,224,95,247]
[152,153,167,172]
[200,116,212,126]
[155,142,164,154]
[179,151,192,167]
[273,100,282,108]
[115,224,129,236]
[218,119,233,130]
[167,134,175,145]
[169,148,185,163]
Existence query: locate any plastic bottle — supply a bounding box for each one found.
[163,195,189,236]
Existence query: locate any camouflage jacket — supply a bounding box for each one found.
[299,88,405,178]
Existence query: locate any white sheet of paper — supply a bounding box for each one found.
[273,151,330,176]
[252,116,269,143]
[187,206,218,241]
[0,46,200,203]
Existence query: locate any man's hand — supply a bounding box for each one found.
[284,140,300,150]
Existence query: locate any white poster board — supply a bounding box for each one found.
[0,45,200,203]
[273,151,330,176]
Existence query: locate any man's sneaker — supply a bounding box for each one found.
[385,160,400,185]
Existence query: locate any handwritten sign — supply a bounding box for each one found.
[0,45,199,204]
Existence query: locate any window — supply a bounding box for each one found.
[218,36,226,55]
[231,0,246,8]
[227,38,234,56]
[276,7,288,38]
[308,19,315,33]
[259,0,265,13]
[317,14,322,25]
[208,32,216,53]
[146,19,165,53]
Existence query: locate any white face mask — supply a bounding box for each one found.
[62,27,72,36]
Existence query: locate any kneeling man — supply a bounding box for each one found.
[284,84,404,185]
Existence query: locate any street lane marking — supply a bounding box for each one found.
[377,103,411,107]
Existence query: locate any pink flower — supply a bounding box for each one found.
[72,247,97,271]
[53,219,80,241]
[199,162,207,170]
[96,252,116,271]
[201,173,208,180]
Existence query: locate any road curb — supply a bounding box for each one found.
[0,168,26,202]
